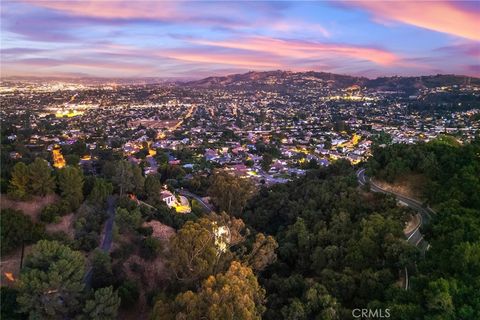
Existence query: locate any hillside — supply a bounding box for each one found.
[186,70,480,93]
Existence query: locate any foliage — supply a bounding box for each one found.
[112,160,144,196]
[152,261,266,320]
[83,287,120,320]
[57,165,84,210]
[74,203,106,251]
[117,280,140,309]
[39,200,71,223]
[87,178,113,205]
[139,236,162,260]
[1,286,26,320]
[91,249,115,290]
[1,209,45,256]
[16,240,85,319]
[368,138,480,319]
[145,174,162,200]
[243,233,278,272]
[116,207,142,233]
[28,158,55,196]
[8,162,29,200]
[82,286,120,320]
[208,171,256,215]
[167,218,225,284]
[158,164,186,183]
[243,162,413,318]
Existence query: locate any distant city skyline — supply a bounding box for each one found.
[1,0,479,78]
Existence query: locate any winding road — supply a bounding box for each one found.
[356,168,432,252]
[176,189,214,213]
[357,168,435,289]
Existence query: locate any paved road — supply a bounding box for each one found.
[83,196,116,287]
[100,196,117,252]
[176,189,213,213]
[356,168,433,252]
[357,169,436,290]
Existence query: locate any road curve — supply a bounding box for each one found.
[356,168,436,290]
[356,168,432,252]
[176,189,214,213]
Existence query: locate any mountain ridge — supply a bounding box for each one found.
[185,70,480,92]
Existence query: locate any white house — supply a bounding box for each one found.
[160,190,176,208]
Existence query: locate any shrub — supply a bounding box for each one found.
[118,280,139,308]
[40,204,60,223]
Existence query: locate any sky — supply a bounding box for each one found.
[1,0,479,79]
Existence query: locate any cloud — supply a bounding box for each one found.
[21,0,248,28]
[344,0,480,41]
[160,48,281,69]
[436,43,480,58]
[191,36,399,65]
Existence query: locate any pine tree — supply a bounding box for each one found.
[28,158,55,196]
[8,162,29,199]
[82,286,120,320]
[16,240,85,318]
[58,165,84,210]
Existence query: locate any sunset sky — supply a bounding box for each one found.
[1,0,479,79]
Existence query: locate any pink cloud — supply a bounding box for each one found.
[21,0,246,27]
[161,49,281,69]
[346,1,480,41]
[23,1,178,20]
[191,36,398,65]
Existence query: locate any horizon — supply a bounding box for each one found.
[1,1,479,79]
[2,69,479,83]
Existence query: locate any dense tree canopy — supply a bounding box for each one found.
[28,158,55,196]
[8,162,29,199]
[0,209,45,256]
[153,261,266,320]
[82,286,120,320]
[16,240,85,319]
[208,171,256,216]
[58,165,84,210]
[368,138,480,319]
[243,161,414,319]
[167,218,227,284]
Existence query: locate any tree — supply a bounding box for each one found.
[28,158,55,196]
[131,163,145,196]
[117,280,139,309]
[139,236,162,260]
[88,178,113,205]
[112,160,144,196]
[1,286,26,320]
[1,209,45,256]
[424,278,455,316]
[244,233,278,272]
[16,240,85,318]
[208,171,256,216]
[168,218,227,284]
[82,286,120,320]
[145,174,161,200]
[112,160,134,197]
[91,249,115,289]
[8,162,29,199]
[58,165,84,210]
[152,261,266,320]
[116,207,142,233]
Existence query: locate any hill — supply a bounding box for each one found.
[185,70,480,93]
